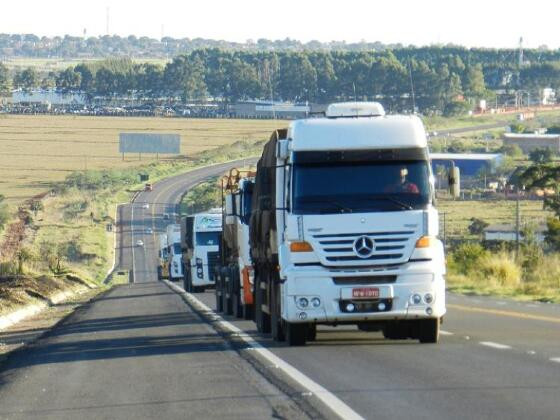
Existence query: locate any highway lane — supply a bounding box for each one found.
[129,163,560,420]
[0,159,309,420]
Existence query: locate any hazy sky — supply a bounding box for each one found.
[1,0,558,49]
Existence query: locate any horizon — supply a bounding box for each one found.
[0,0,559,50]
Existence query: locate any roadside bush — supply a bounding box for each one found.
[479,253,521,288]
[450,242,488,274]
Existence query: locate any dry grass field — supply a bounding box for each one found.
[0,115,282,204]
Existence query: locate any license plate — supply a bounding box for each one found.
[352,287,380,299]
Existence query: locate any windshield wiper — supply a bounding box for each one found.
[352,195,414,210]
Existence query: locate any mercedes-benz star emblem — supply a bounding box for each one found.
[353,236,375,258]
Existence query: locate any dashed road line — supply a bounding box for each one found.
[165,280,365,420]
[479,341,512,350]
[440,330,454,336]
[550,358,560,364]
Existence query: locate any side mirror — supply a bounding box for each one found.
[276,139,289,160]
[448,166,460,198]
[225,194,234,216]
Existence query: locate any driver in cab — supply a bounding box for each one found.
[384,167,419,194]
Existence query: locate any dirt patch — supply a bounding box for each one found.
[0,273,97,315]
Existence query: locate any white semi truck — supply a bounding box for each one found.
[215,169,256,319]
[249,102,446,346]
[182,210,222,292]
[166,224,183,281]
[157,233,169,281]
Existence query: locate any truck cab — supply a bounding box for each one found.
[250,102,445,346]
[182,210,222,292]
[166,224,183,281]
[157,233,169,281]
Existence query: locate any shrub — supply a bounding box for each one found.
[480,253,521,288]
[450,242,488,274]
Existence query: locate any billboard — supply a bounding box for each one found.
[119,133,180,154]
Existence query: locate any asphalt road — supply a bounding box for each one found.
[1,157,559,420]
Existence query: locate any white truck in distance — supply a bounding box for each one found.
[157,233,169,281]
[166,224,183,281]
[249,102,446,346]
[182,210,222,292]
[215,169,255,319]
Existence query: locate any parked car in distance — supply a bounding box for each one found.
[136,239,144,247]
[145,183,153,191]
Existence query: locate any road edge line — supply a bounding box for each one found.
[164,280,364,420]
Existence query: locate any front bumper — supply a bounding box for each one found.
[281,260,446,323]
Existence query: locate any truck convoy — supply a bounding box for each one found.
[215,169,256,319]
[181,210,222,292]
[166,224,184,281]
[244,102,446,346]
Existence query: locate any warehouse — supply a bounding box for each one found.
[430,153,503,177]
[502,133,560,154]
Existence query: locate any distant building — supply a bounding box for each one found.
[11,90,86,106]
[484,223,547,243]
[503,133,560,154]
[430,153,503,177]
[229,101,319,119]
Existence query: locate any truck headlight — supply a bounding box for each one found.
[311,297,321,308]
[410,293,422,305]
[424,293,434,304]
[297,297,309,308]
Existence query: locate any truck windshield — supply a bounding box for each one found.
[292,160,431,214]
[196,232,221,246]
[172,243,182,254]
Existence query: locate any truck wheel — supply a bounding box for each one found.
[157,266,162,281]
[232,270,243,319]
[270,282,284,342]
[383,322,409,340]
[307,324,317,341]
[215,271,223,312]
[417,318,440,344]
[223,268,233,315]
[255,275,271,334]
[285,322,307,346]
[242,304,254,320]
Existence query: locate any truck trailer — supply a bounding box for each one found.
[215,168,256,319]
[249,102,446,346]
[157,233,169,281]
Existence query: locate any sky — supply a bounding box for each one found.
[0,0,559,49]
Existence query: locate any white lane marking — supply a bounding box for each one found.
[165,280,364,420]
[479,341,512,350]
[131,203,136,282]
[527,350,536,355]
[496,301,507,306]
[550,358,560,364]
[440,330,454,336]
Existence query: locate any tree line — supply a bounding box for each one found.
[2,47,560,114]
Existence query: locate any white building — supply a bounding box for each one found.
[484,223,546,243]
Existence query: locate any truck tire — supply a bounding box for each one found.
[383,322,409,340]
[417,318,440,344]
[232,269,243,319]
[223,267,233,315]
[215,270,223,312]
[242,303,254,321]
[285,322,307,346]
[307,324,317,341]
[270,281,284,342]
[255,271,271,334]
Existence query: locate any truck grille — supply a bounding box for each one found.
[312,230,414,266]
[207,251,220,281]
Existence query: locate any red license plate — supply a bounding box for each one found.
[352,287,380,299]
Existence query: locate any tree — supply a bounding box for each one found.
[15,247,34,275]
[468,218,489,235]
[56,67,82,92]
[529,147,553,164]
[13,67,39,92]
[463,64,486,100]
[0,62,10,94]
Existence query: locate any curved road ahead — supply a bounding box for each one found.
[1,158,559,420]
